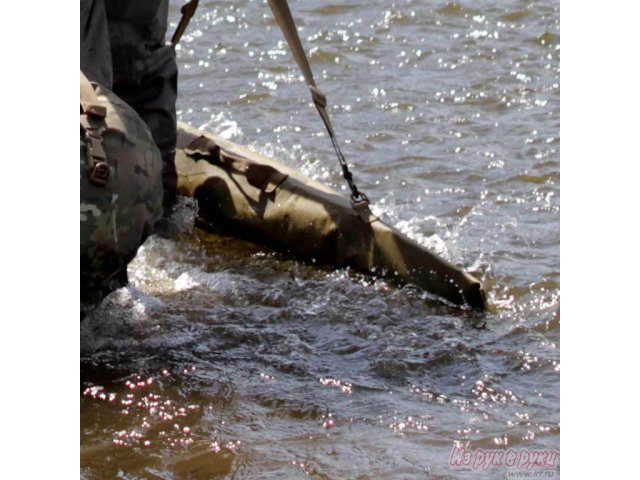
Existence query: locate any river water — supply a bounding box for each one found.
[80,0,560,478]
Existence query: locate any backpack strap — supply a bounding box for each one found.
[80,71,110,187]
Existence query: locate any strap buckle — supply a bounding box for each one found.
[84,129,110,187]
[88,161,110,187]
[350,192,378,224]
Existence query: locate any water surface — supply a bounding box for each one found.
[81,0,560,478]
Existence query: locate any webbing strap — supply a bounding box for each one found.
[171,0,199,46]
[80,71,110,187]
[80,71,106,118]
[185,135,287,194]
[267,0,371,216]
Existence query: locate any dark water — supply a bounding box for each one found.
[81,0,560,478]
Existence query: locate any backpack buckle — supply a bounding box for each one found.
[89,161,110,187]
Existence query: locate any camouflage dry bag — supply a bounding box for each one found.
[80,71,163,315]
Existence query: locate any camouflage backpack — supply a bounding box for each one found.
[80,71,163,316]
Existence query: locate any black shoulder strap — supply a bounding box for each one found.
[171,0,199,46]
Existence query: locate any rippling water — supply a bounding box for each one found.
[81,0,560,478]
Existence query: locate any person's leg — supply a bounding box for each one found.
[113,50,178,212]
[105,0,178,212]
[80,0,113,88]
